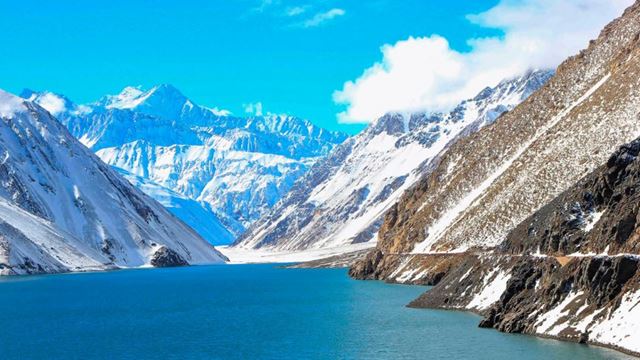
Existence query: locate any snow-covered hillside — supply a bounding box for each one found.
[234,70,552,255]
[0,89,226,275]
[22,85,347,242]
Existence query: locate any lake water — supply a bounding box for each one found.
[0,265,631,359]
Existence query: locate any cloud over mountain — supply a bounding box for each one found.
[334,0,633,123]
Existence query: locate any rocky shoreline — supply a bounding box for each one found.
[350,251,640,358]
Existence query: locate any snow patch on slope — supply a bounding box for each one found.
[467,268,512,311]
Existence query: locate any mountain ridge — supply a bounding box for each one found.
[24,85,348,242]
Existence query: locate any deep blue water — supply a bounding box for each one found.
[0,265,631,360]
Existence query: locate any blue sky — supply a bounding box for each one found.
[0,0,501,134]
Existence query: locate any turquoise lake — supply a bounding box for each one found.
[0,265,631,359]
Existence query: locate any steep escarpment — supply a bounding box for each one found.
[359,137,640,355]
[0,89,226,275]
[504,139,640,255]
[374,121,640,355]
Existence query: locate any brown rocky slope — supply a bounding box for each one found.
[351,1,640,356]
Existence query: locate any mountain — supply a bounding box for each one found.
[0,89,226,275]
[116,168,233,246]
[233,70,553,256]
[22,85,347,242]
[351,2,640,355]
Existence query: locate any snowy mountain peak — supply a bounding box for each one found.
[98,84,190,117]
[27,85,348,244]
[364,69,554,140]
[104,86,145,108]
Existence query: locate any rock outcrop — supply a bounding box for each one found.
[150,246,189,268]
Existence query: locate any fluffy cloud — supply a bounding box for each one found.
[334,0,633,123]
[34,92,67,115]
[302,8,345,28]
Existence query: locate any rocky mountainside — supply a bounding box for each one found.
[233,70,552,254]
[0,90,226,275]
[351,2,640,356]
[22,85,347,242]
[407,138,640,355]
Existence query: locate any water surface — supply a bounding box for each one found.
[0,265,630,359]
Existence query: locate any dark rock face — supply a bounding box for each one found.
[479,256,639,338]
[349,251,468,286]
[505,138,640,256]
[150,247,188,268]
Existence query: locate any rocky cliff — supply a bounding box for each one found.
[405,138,640,355]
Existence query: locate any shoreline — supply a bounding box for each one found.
[405,301,640,359]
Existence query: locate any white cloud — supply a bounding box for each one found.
[302,8,345,28]
[244,102,263,116]
[333,0,633,123]
[36,92,67,115]
[286,6,308,17]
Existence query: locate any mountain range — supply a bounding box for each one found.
[2,1,640,355]
[22,85,347,244]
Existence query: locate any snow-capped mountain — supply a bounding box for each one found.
[351,2,640,354]
[116,168,233,246]
[234,69,553,254]
[22,85,347,242]
[0,89,226,275]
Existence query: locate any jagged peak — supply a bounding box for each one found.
[99,83,187,111]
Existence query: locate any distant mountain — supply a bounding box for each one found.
[234,69,553,254]
[351,1,640,355]
[0,89,226,275]
[22,85,347,243]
